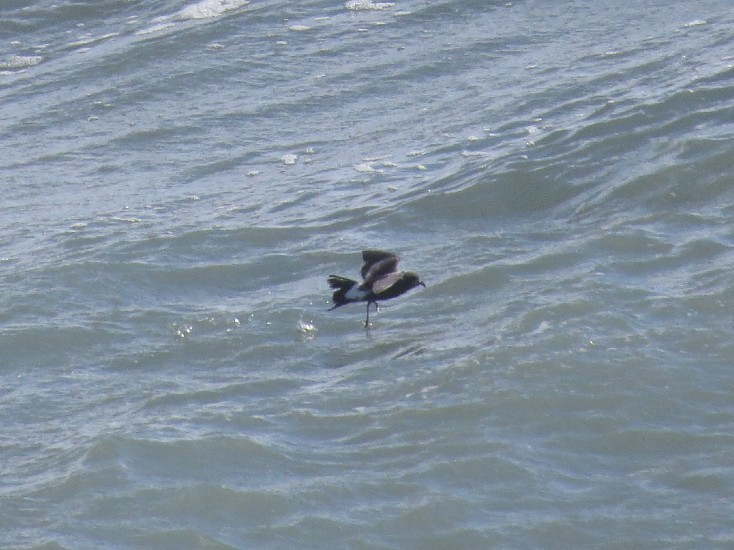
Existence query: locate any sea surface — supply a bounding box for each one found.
[2,0,734,548]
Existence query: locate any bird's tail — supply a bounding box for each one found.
[327,275,357,310]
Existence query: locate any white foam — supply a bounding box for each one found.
[345,0,394,11]
[0,55,43,70]
[178,0,249,20]
[354,162,377,173]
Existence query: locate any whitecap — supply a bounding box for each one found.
[354,162,377,173]
[178,0,249,20]
[345,0,395,11]
[0,55,43,70]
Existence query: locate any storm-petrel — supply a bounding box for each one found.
[328,250,425,327]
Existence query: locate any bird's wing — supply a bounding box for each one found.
[370,271,403,295]
[363,257,399,287]
[361,250,399,280]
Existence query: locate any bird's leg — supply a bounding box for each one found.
[364,301,371,327]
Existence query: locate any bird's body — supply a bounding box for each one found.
[328,250,425,327]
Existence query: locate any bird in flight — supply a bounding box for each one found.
[328,250,425,327]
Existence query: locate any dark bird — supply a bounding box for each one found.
[328,250,425,327]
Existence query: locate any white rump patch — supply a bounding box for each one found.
[345,285,369,301]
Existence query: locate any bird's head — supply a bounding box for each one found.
[404,272,426,289]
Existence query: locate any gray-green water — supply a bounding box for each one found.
[2,0,734,547]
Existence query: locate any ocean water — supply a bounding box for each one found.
[2,0,734,547]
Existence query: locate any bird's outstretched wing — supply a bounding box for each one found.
[370,271,403,295]
[361,250,399,283]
